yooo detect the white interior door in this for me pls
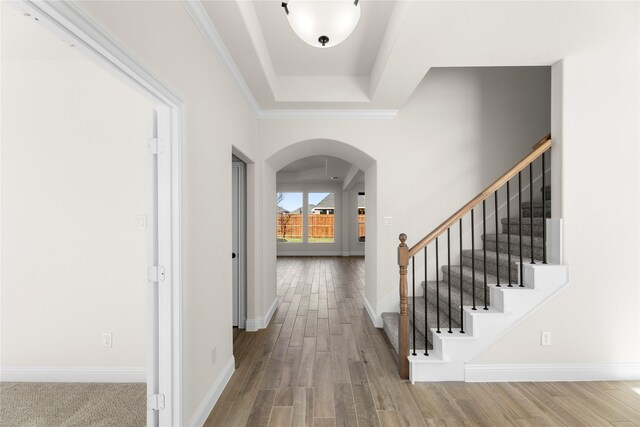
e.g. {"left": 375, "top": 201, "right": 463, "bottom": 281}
{"left": 232, "top": 159, "right": 246, "bottom": 329}
{"left": 232, "top": 165, "right": 240, "bottom": 327}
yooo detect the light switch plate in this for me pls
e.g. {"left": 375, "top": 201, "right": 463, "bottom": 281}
{"left": 133, "top": 216, "right": 147, "bottom": 229}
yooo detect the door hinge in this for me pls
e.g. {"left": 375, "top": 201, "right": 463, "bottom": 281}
{"left": 148, "top": 137, "right": 164, "bottom": 154}
{"left": 147, "top": 393, "right": 165, "bottom": 411}
{"left": 148, "top": 266, "right": 166, "bottom": 282}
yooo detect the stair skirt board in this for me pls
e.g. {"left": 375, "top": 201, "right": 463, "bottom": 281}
{"left": 408, "top": 263, "right": 569, "bottom": 383}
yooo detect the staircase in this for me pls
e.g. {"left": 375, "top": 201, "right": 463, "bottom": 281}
{"left": 382, "top": 185, "right": 550, "bottom": 355}
{"left": 382, "top": 134, "right": 570, "bottom": 382}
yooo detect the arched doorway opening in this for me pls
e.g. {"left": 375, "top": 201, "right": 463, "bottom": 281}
{"left": 261, "top": 139, "right": 380, "bottom": 329}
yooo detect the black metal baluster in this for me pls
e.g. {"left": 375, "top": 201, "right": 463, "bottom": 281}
{"left": 471, "top": 208, "right": 476, "bottom": 310}
{"left": 412, "top": 256, "right": 416, "bottom": 356}
{"left": 482, "top": 200, "right": 488, "bottom": 310}
{"left": 518, "top": 172, "right": 524, "bottom": 287}
{"left": 529, "top": 163, "right": 535, "bottom": 264}
{"left": 424, "top": 247, "right": 428, "bottom": 356}
{"left": 447, "top": 228, "right": 452, "bottom": 333}
{"left": 435, "top": 237, "right": 441, "bottom": 333}
{"left": 459, "top": 218, "right": 465, "bottom": 333}
{"left": 542, "top": 153, "right": 548, "bottom": 264}
{"left": 507, "top": 181, "right": 513, "bottom": 287}
{"left": 494, "top": 191, "right": 500, "bottom": 287}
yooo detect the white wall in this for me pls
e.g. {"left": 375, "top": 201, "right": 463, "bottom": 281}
{"left": 347, "top": 183, "right": 365, "bottom": 256}
{"left": 472, "top": 8, "right": 640, "bottom": 365}
{"left": 1, "top": 19, "right": 152, "bottom": 373}
{"left": 260, "top": 67, "right": 551, "bottom": 324}
{"left": 73, "top": 1, "right": 258, "bottom": 423}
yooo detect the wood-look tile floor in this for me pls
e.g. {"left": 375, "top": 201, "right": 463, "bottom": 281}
{"left": 206, "top": 257, "right": 640, "bottom": 427}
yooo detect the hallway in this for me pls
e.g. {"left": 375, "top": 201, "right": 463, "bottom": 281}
{"left": 206, "top": 257, "right": 640, "bottom": 427}
{"left": 206, "top": 256, "right": 404, "bottom": 426}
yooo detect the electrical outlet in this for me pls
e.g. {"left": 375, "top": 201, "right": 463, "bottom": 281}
{"left": 383, "top": 216, "right": 393, "bottom": 227}
{"left": 103, "top": 333, "right": 112, "bottom": 348}
{"left": 541, "top": 331, "right": 551, "bottom": 346}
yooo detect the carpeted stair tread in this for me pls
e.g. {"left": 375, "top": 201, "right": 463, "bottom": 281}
{"left": 501, "top": 217, "right": 544, "bottom": 237}
{"left": 463, "top": 248, "right": 541, "bottom": 266}
{"left": 483, "top": 233, "right": 544, "bottom": 248}
{"left": 409, "top": 287, "right": 466, "bottom": 342}
{"left": 424, "top": 281, "right": 486, "bottom": 331}
{"left": 461, "top": 249, "right": 540, "bottom": 279}
{"left": 442, "top": 263, "right": 516, "bottom": 288}
{"left": 521, "top": 199, "right": 551, "bottom": 218}
{"left": 382, "top": 312, "right": 428, "bottom": 354}
{"left": 521, "top": 199, "right": 551, "bottom": 209}
{"left": 482, "top": 233, "right": 545, "bottom": 259}
{"left": 502, "top": 217, "right": 546, "bottom": 226}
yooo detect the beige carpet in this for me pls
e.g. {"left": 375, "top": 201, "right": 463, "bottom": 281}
{"left": 0, "top": 382, "right": 146, "bottom": 427}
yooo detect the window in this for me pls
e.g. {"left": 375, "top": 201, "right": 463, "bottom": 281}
{"left": 276, "top": 192, "right": 303, "bottom": 243}
{"left": 308, "top": 192, "right": 335, "bottom": 243}
{"left": 358, "top": 192, "right": 365, "bottom": 242}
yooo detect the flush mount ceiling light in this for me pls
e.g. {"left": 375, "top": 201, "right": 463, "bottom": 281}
{"left": 281, "top": 0, "right": 361, "bottom": 48}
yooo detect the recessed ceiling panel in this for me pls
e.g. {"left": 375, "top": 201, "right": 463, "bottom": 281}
{"left": 253, "top": 0, "right": 395, "bottom": 77}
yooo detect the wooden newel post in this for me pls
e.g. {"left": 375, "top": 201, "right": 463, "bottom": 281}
{"left": 398, "top": 233, "right": 410, "bottom": 379}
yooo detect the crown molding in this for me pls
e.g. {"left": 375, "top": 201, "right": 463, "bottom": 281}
{"left": 258, "top": 109, "right": 398, "bottom": 120}
{"left": 182, "top": 0, "right": 399, "bottom": 120}
{"left": 182, "top": 0, "right": 262, "bottom": 114}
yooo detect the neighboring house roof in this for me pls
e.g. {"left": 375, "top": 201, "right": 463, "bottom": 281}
{"left": 277, "top": 206, "right": 289, "bottom": 213}
{"left": 290, "top": 204, "right": 315, "bottom": 214}
{"left": 312, "top": 193, "right": 334, "bottom": 210}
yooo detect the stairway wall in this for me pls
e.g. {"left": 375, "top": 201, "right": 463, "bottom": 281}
{"left": 470, "top": 9, "right": 640, "bottom": 373}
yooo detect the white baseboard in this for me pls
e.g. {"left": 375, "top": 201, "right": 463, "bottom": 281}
{"left": 363, "top": 296, "right": 380, "bottom": 327}
{"left": 377, "top": 290, "right": 400, "bottom": 319}
{"left": 245, "top": 298, "right": 278, "bottom": 332}
{"left": 343, "top": 251, "right": 364, "bottom": 257}
{"left": 0, "top": 366, "right": 146, "bottom": 382}
{"left": 190, "top": 357, "right": 235, "bottom": 427}
{"left": 465, "top": 363, "right": 640, "bottom": 382}
{"left": 277, "top": 251, "right": 343, "bottom": 256}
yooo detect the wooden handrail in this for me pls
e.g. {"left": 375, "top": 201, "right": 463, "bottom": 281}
{"left": 407, "top": 133, "right": 551, "bottom": 258}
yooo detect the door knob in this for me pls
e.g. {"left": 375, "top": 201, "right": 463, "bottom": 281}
{"left": 232, "top": 253, "right": 237, "bottom": 259}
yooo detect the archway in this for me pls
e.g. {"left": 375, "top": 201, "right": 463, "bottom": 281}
{"left": 258, "top": 139, "right": 381, "bottom": 329}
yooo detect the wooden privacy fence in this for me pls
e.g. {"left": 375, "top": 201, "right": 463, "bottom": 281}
{"left": 276, "top": 213, "right": 305, "bottom": 239}
{"left": 277, "top": 213, "right": 367, "bottom": 240}
{"left": 277, "top": 213, "right": 333, "bottom": 239}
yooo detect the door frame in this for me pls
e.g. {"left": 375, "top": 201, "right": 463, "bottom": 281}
{"left": 14, "top": 2, "right": 184, "bottom": 426}
{"left": 232, "top": 159, "right": 247, "bottom": 329}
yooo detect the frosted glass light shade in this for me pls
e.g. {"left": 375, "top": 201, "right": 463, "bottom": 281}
{"left": 286, "top": 0, "right": 361, "bottom": 48}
